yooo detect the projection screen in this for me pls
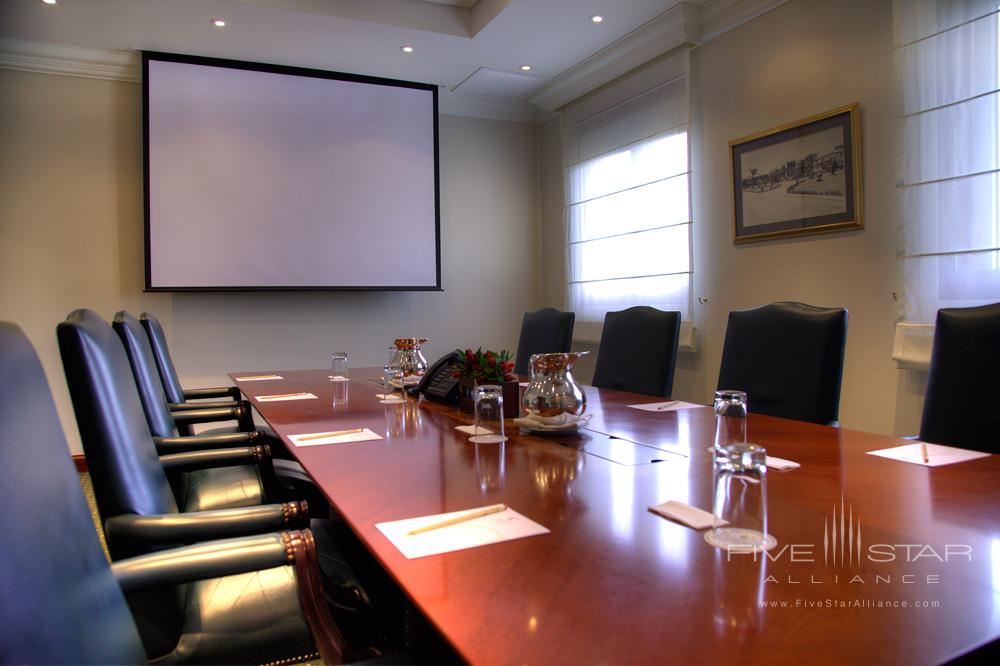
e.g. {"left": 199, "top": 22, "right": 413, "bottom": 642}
{"left": 143, "top": 51, "right": 440, "bottom": 291}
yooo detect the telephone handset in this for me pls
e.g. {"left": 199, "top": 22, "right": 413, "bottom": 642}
{"left": 408, "top": 351, "right": 463, "bottom": 404}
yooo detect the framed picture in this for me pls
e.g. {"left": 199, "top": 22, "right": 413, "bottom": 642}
{"left": 730, "top": 103, "right": 862, "bottom": 244}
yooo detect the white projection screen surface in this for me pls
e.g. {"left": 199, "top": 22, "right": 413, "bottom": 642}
{"left": 144, "top": 52, "right": 440, "bottom": 290}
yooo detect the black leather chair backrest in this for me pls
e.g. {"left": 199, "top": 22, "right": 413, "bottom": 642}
{"left": 140, "top": 312, "right": 187, "bottom": 405}
{"left": 592, "top": 306, "right": 681, "bottom": 397}
{"left": 919, "top": 302, "right": 1000, "bottom": 453}
{"left": 717, "top": 301, "right": 848, "bottom": 425}
{"left": 58, "top": 309, "right": 179, "bottom": 521}
{"left": 114, "top": 311, "right": 177, "bottom": 438}
{"left": 514, "top": 308, "right": 576, "bottom": 376}
{"left": 0, "top": 322, "right": 148, "bottom": 664}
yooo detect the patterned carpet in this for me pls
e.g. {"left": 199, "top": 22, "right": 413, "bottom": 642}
{"left": 77, "top": 471, "right": 110, "bottom": 560}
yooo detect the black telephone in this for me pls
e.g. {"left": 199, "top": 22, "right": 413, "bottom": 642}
{"left": 408, "top": 351, "right": 463, "bottom": 404}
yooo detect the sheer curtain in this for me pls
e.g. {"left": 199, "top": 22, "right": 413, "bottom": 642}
{"left": 563, "top": 51, "right": 691, "bottom": 339}
{"left": 896, "top": 0, "right": 1000, "bottom": 323}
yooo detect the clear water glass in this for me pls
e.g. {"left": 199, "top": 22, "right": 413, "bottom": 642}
{"left": 470, "top": 384, "right": 507, "bottom": 444}
{"left": 331, "top": 377, "right": 349, "bottom": 408}
{"left": 331, "top": 352, "right": 349, "bottom": 381}
{"left": 705, "top": 442, "right": 776, "bottom": 553}
{"left": 713, "top": 389, "right": 747, "bottom": 452}
{"left": 380, "top": 364, "right": 404, "bottom": 404}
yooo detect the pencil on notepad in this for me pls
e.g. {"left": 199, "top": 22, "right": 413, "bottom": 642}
{"left": 259, "top": 392, "right": 310, "bottom": 399}
{"left": 296, "top": 428, "right": 364, "bottom": 442}
{"left": 921, "top": 442, "right": 929, "bottom": 464}
{"left": 406, "top": 503, "right": 507, "bottom": 536}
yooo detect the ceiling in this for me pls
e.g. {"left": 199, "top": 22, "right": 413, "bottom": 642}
{"left": 0, "top": 0, "right": 778, "bottom": 120}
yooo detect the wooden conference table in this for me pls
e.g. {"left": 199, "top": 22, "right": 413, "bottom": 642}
{"left": 231, "top": 368, "right": 1000, "bottom": 665}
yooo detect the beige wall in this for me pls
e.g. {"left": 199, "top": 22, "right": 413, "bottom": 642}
{"left": 0, "top": 68, "right": 540, "bottom": 454}
{"left": 541, "top": 0, "right": 921, "bottom": 435}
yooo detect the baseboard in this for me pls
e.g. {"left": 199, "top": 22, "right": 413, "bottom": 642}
{"left": 73, "top": 454, "right": 87, "bottom": 473}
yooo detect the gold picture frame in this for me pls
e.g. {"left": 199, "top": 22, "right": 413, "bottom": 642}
{"left": 730, "top": 103, "right": 863, "bottom": 244}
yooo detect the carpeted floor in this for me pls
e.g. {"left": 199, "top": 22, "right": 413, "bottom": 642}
{"left": 78, "top": 471, "right": 110, "bottom": 560}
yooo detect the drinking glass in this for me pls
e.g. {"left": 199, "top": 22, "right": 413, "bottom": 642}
{"left": 330, "top": 352, "right": 349, "bottom": 381}
{"left": 475, "top": 440, "right": 506, "bottom": 492}
{"left": 380, "top": 364, "right": 405, "bottom": 404}
{"left": 383, "top": 401, "right": 404, "bottom": 438}
{"left": 713, "top": 389, "right": 747, "bottom": 452}
{"left": 469, "top": 384, "right": 507, "bottom": 444}
{"left": 331, "top": 377, "right": 349, "bottom": 408}
{"left": 705, "top": 443, "right": 776, "bottom": 553}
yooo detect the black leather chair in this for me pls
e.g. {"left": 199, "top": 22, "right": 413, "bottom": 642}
{"left": 113, "top": 310, "right": 320, "bottom": 512}
{"left": 919, "top": 302, "right": 1000, "bottom": 453}
{"left": 717, "top": 301, "right": 848, "bottom": 426}
{"left": 58, "top": 309, "right": 311, "bottom": 558}
{"left": 0, "top": 321, "right": 351, "bottom": 665}
{"left": 140, "top": 312, "right": 246, "bottom": 435}
{"left": 591, "top": 306, "right": 681, "bottom": 397}
{"left": 513, "top": 307, "right": 576, "bottom": 376}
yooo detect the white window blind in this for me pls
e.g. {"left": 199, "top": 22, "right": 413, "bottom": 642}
{"left": 896, "top": 0, "right": 1000, "bottom": 323}
{"left": 563, "top": 58, "right": 691, "bottom": 334}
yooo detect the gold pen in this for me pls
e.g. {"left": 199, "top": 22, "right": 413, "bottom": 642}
{"left": 237, "top": 374, "right": 280, "bottom": 381}
{"left": 921, "top": 442, "right": 930, "bottom": 464}
{"left": 296, "top": 427, "right": 364, "bottom": 442}
{"left": 406, "top": 503, "right": 508, "bottom": 536}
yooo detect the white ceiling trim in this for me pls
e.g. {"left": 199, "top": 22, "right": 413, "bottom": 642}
{"left": 698, "top": 0, "right": 789, "bottom": 42}
{"left": 0, "top": 38, "right": 542, "bottom": 123}
{"left": 0, "top": 38, "right": 140, "bottom": 83}
{"left": 438, "top": 89, "right": 544, "bottom": 124}
{"left": 526, "top": 3, "right": 700, "bottom": 112}
{"left": 526, "top": 0, "right": 789, "bottom": 112}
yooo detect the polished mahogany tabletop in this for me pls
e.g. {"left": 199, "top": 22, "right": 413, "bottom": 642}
{"left": 231, "top": 369, "right": 1000, "bottom": 665}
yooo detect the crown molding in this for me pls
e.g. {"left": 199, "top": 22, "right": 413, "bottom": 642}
{"left": 0, "top": 38, "right": 542, "bottom": 123}
{"left": 438, "top": 89, "right": 545, "bottom": 124}
{"left": 0, "top": 38, "right": 139, "bottom": 82}
{"left": 526, "top": 0, "right": 788, "bottom": 112}
{"left": 698, "top": 0, "right": 789, "bottom": 42}
{"left": 526, "top": 3, "right": 699, "bottom": 112}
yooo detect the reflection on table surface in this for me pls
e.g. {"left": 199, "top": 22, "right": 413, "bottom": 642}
{"left": 231, "top": 368, "right": 1000, "bottom": 665}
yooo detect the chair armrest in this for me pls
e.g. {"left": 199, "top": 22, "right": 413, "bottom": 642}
{"left": 171, "top": 405, "right": 243, "bottom": 425}
{"left": 169, "top": 399, "right": 240, "bottom": 411}
{"left": 160, "top": 445, "right": 281, "bottom": 501}
{"left": 159, "top": 445, "right": 269, "bottom": 472}
{"left": 154, "top": 431, "right": 260, "bottom": 454}
{"left": 105, "top": 502, "right": 309, "bottom": 550}
{"left": 111, "top": 531, "right": 293, "bottom": 593}
{"left": 184, "top": 385, "right": 241, "bottom": 401}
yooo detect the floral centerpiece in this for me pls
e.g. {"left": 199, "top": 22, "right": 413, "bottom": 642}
{"left": 452, "top": 348, "right": 516, "bottom": 384}
{"left": 453, "top": 348, "right": 518, "bottom": 415}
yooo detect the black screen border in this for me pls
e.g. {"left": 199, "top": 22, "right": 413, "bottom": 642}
{"left": 142, "top": 50, "right": 442, "bottom": 293}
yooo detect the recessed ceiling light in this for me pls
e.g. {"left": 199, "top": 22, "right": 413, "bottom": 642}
{"left": 210, "top": 18, "right": 227, "bottom": 28}
{"left": 41, "top": 0, "right": 57, "bottom": 5}
{"left": 400, "top": 45, "right": 415, "bottom": 54}
{"left": 520, "top": 65, "right": 532, "bottom": 71}
{"left": 590, "top": 15, "right": 605, "bottom": 23}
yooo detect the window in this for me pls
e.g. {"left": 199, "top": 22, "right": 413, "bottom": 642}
{"left": 896, "top": 0, "right": 1000, "bottom": 323}
{"left": 562, "top": 54, "right": 692, "bottom": 337}
{"left": 566, "top": 130, "right": 691, "bottom": 325}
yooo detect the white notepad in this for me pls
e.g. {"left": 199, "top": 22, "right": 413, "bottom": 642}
{"left": 455, "top": 425, "right": 493, "bottom": 435}
{"left": 629, "top": 400, "right": 704, "bottom": 412}
{"left": 648, "top": 500, "right": 721, "bottom": 530}
{"left": 866, "top": 442, "right": 990, "bottom": 467}
{"left": 376, "top": 506, "right": 549, "bottom": 559}
{"left": 288, "top": 428, "right": 382, "bottom": 447}
{"left": 766, "top": 455, "right": 800, "bottom": 471}
{"left": 256, "top": 392, "right": 318, "bottom": 402}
